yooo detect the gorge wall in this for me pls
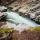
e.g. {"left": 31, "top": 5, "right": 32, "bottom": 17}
{"left": 0, "top": 0, "right": 16, "bottom": 5}
{"left": 0, "top": 0, "right": 35, "bottom": 6}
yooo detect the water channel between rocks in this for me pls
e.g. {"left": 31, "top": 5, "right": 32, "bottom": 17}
{"left": 2, "top": 11, "right": 39, "bottom": 32}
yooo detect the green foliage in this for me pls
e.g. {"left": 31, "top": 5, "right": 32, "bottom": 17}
{"left": 31, "top": 26, "right": 40, "bottom": 31}
{"left": 0, "top": 28, "right": 13, "bottom": 33}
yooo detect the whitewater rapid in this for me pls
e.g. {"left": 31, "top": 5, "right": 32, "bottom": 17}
{"left": 5, "top": 12, "right": 39, "bottom": 26}
{"left": 3, "top": 12, "right": 39, "bottom": 32}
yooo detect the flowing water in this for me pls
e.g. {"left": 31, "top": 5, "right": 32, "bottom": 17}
{"left": 3, "top": 11, "right": 39, "bottom": 32}
{"left": 6, "top": 12, "right": 39, "bottom": 26}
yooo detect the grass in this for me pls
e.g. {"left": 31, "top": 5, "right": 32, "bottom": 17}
{"left": 0, "top": 28, "right": 14, "bottom": 34}
{"left": 30, "top": 26, "right": 40, "bottom": 31}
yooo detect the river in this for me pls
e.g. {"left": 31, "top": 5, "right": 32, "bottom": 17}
{"left": 3, "top": 11, "right": 39, "bottom": 32}
{"left": 5, "top": 11, "right": 39, "bottom": 26}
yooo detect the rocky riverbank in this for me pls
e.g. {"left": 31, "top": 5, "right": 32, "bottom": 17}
{"left": 8, "top": 0, "right": 40, "bottom": 23}
{"left": 0, "top": 27, "right": 40, "bottom": 40}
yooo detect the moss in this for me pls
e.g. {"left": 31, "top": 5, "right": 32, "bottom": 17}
{"left": 30, "top": 26, "right": 40, "bottom": 31}
{"left": 0, "top": 28, "right": 14, "bottom": 34}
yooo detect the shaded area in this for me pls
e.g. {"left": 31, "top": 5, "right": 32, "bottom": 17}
{"left": 0, "top": 0, "right": 16, "bottom": 6}
{"left": 0, "top": 21, "right": 6, "bottom": 27}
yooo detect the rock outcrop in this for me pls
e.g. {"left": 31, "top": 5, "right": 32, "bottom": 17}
{"left": 0, "top": 0, "right": 40, "bottom": 23}
{"left": 0, "top": 0, "right": 16, "bottom": 5}
{"left": 8, "top": 0, "right": 40, "bottom": 23}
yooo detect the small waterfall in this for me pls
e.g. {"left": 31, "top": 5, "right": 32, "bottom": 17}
{"left": 5, "top": 12, "right": 39, "bottom": 27}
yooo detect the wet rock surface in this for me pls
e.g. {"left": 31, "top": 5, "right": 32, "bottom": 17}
{"left": 0, "top": 21, "right": 6, "bottom": 27}
{"left": 0, "top": 0, "right": 16, "bottom": 6}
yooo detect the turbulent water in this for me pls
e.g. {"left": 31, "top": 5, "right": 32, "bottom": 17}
{"left": 5, "top": 12, "right": 39, "bottom": 26}
{"left": 2, "top": 12, "right": 39, "bottom": 32}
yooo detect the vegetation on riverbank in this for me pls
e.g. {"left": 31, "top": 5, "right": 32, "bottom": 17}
{"left": 0, "top": 26, "right": 40, "bottom": 40}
